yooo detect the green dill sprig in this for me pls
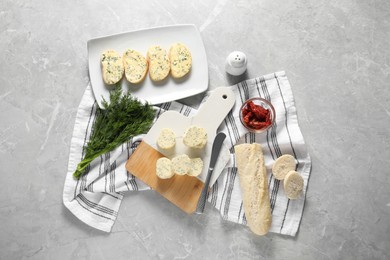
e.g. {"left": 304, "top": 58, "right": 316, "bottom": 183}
{"left": 73, "top": 85, "right": 155, "bottom": 179}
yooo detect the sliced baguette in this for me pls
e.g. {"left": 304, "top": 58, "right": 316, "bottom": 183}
{"left": 169, "top": 43, "right": 192, "bottom": 78}
{"left": 283, "top": 170, "right": 304, "bottom": 199}
{"left": 100, "top": 50, "right": 124, "bottom": 85}
{"left": 272, "top": 154, "right": 296, "bottom": 180}
{"left": 122, "top": 49, "right": 148, "bottom": 84}
{"left": 147, "top": 45, "right": 170, "bottom": 82}
{"left": 234, "top": 143, "right": 272, "bottom": 236}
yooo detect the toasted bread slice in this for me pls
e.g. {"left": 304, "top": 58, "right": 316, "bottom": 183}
{"left": 147, "top": 45, "right": 170, "bottom": 82}
{"left": 123, "top": 49, "right": 148, "bottom": 84}
{"left": 169, "top": 43, "right": 192, "bottom": 78}
{"left": 100, "top": 50, "right": 124, "bottom": 85}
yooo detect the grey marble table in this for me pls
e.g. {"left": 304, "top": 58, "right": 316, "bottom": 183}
{"left": 1, "top": 0, "right": 389, "bottom": 259}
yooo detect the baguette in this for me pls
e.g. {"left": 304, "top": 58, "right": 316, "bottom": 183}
{"left": 234, "top": 143, "right": 272, "bottom": 235}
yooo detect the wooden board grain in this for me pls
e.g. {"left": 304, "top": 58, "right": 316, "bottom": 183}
{"left": 125, "top": 141, "right": 204, "bottom": 214}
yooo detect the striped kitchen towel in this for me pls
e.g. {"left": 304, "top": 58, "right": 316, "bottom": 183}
{"left": 63, "top": 71, "right": 311, "bottom": 236}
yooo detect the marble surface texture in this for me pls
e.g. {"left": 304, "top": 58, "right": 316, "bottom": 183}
{"left": 1, "top": 0, "right": 389, "bottom": 259}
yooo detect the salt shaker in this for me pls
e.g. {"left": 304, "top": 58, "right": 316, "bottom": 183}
{"left": 225, "top": 51, "right": 247, "bottom": 76}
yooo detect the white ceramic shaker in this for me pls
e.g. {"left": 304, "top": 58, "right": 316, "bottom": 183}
{"left": 225, "top": 51, "right": 247, "bottom": 76}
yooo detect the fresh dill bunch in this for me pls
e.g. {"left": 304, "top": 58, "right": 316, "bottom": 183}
{"left": 73, "top": 85, "right": 155, "bottom": 179}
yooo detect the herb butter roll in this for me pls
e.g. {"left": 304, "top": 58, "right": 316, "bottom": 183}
{"left": 169, "top": 43, "right": 192, "bottom": 78}
{"left": 183, "top": 126, "right": 207, "bottom": 149}
{"left": 171, "top": 154, "right": 191, "bottom": 175}
{"left": 188, "top": 158, "right": 203, "bottom": 177}
{"left": 147, "top": 45, "right": 170, "bottom": 82}
{"left": 123, "top": 49, "right": 148, "bottom": 84}
{"left": 156, "top": 128, "right": 176, "bottom": 150}
{"left": 100, "top": 50, "right": 124, "bottom": 85}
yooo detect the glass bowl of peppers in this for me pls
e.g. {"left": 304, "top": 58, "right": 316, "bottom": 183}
{"left": 239, "top": 97, "right": 275, "bottom": 133}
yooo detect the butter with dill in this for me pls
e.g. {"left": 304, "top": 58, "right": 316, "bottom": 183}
{"left": 100, "top": 50, "right": 124, "bottom": 85}
{"left": 169, "top": 43, "right": 192, "bottom": 78}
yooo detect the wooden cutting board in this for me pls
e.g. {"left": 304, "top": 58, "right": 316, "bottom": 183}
{"left": 125, "top": 87, "right": 236, "bottom": 213}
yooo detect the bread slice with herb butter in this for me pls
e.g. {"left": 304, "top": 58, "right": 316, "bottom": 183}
{"left": 100, "top": 50, "right": 124, "bottom": 85}
{"left": 272, "top": 154, "right": 296, "bottom": 180}
{"left": 147, "top": 45, "right": 170, "bottom": 82}
{"left": 169, "top": 43, "right": 192, "bottom": 78}
{"left": 123, "top": 49, "right": 148, "bottom": 84}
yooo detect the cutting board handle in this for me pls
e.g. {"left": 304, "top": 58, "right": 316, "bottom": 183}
{"left": 193, "top": 87, "right": 236, "bottom": 131}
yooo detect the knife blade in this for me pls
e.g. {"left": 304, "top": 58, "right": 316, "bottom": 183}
{"left": 195, "top": 132, "right": 227, "bottom": 214}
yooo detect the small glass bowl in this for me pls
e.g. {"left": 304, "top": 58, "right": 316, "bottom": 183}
{"left": 239, "top": 97, "right": 276, "bottom": 133}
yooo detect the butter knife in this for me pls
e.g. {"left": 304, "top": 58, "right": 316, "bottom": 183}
{"left": 195, "top": 132, "right": 226, "bottom": 214}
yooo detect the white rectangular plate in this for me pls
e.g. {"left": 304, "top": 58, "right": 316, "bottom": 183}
{"left": 87, "top": 24, "right": 209, "bottom": 108}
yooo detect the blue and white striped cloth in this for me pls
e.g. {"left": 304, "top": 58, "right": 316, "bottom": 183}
{"left": 63, "top": 71, "right": 311, "bottom": 236}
